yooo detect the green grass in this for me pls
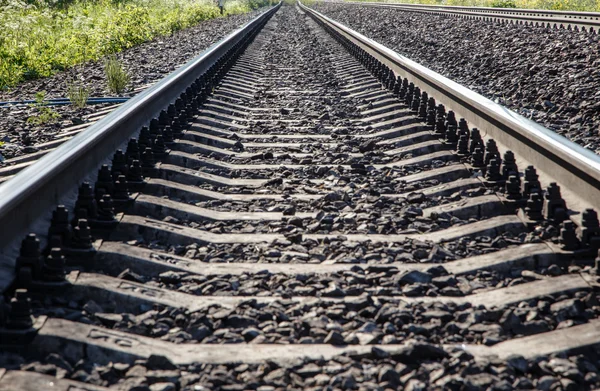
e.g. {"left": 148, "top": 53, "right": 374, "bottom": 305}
{"left": 337, "top": 0, "right": 600, "bottom": 11}
{"left": 26, "top": 91, "right": 60, "bottom": 124}
{"left": 0, "top": 0, "right": 274, "bottom": 90}
{"left": 104, "top": 55, "right": 130, "bottom": 93}
{"left": 67, "top": 80, "right": 90, "bottom": 107}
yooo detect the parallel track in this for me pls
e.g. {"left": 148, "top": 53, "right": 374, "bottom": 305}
{"left": 338, "top": 1, "right": 600, "bottom": 32}
{"left": 1, "top": 2, "right": 600, "bottom": 389}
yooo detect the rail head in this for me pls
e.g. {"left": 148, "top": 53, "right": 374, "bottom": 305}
{"left": 0, "top": 3, "right": 281, "bottom": 287}
{"left": 300, "top": 1, "right": 600, "bottom": 216}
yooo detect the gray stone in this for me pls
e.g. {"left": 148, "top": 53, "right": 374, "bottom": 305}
{"left": 288, "top": 217, "right": 303, "bottom": 227}
{"left": 536, "top": 375, "right": 559, "bottom": 391}
{"left": 113, "top": 363, "right": 130, "bottom": 372}
{"left": 241, "top": 327, "right": 262, "bottom": 341}
{"left": 322, "top": 283, "right": 346, "bottom": 297}
{"left": 432, "top": 275, "right": 457, "bottom": 288}
{"left": 407, "top": 193, "right": 425, "bottom": 203}
{"left": 377, "top": 365, "right": 399, "bottom": 386}
{"left": 506, "top": 354, "right": 528, "bottom": 373}
{"left": 225, "top": 315, "right": 258, "bottom": 328}
{"left": 514, "top": 320, "right": 550, "bottom": 335}
{"left": 405, "top": 378, "right": 426, "bottom": 391}
{"left": 45, "top": 353, "right": 73, "bottom": 373}
{"left": 146, "top": 370, "right": 179, "bottom": 384}
{"left": 412, "top": 248, "right": 429, "bottom": 260}
{"left": 264, "top": 368, "right": 287, "bottom": 383}
{"left": 391, "top": 342, "right": 448, "bottom": 363}
{"left": 340, "top": 373, "right": 357, "bottom": 389}
{"left": 547, "top": 264, "right": 562, "bottom": 276}
{"left": 371, "top": 346, "right": 390, "bottom": 359}
{"left": 95, "top": 312, "right": 123, "bottom": 327}
{"left": 492, "top": 379, "right": 514, "bottom": 391}
{"left": 499, "top": 309, "right": 522, "bottom": 332}
{"left": 560, "top": 378, "right": 579, "bottom": 391}
{"left": 324, "top": 330, "right": 345, "bottom": 345}
{"left": 82, "top": 300, "right": 103, "bottom": 315}
{"left": 547, "top": 357, "right": 578, "bottom": 375}
{"left": 190, "top": 325, "right": 210, "bottom": 341}
{"left": 313, "top": 373, "right": 331, "bottom": 386}
{"left": 118, "top": 377, "right": 150, "bottom": 391}
{"left": 146, "top": 355, "right": 177, "bottom": 370}
{"left": 297, "top": 363, "right": 322, "bottom": 378}
{"left": 512, "top": 377, "right": 534, "bottom": 389}
{"left": 465, "top": 373, "right": 498, "bottom": 388}
{"left": 126, "top": 365, "right": 148, "bottom": 378}
{"left": 149, "top": 383, "right": 176, "bottom": 391}
{"left": 434, "top": 374, "right": 465, "bottom": 388}
{"left": 158, "top": 271, "right": 182, "bottom": 283}
{"left": 395, "top": 270, "right": 432, "bottom": 284}
{"left": 421, "top": 310, "right": 453, "bottom": 323}
{"left": 550, "top": 298, "right": 584, "bottom": 321}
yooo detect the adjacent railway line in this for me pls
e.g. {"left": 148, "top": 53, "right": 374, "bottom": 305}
{"left": 339, "top": 1, "right": 600, "bottom": 32}
{"left": 1, "top": 2, "right": 600, "bottom": 389}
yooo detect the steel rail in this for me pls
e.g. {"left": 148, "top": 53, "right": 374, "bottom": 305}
{"left": 0, "top": 3, "right": 280, "bottom": 291}
{"left": 344, "top": 1, "right": 600, "bottom": 18}
{"left": 299, "top": 2, "right": 600, "bottom": 218}
{"left": 334, "top": 1, "right": 600, "bottom": 31}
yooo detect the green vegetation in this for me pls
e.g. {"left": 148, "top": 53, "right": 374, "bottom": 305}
{"left": 67, "top": 80, "right": 90, "bottom": 107}
{"left": 104, "top": 55, "right": 130, "bottom": 94}
{"left": 344, "top": 0, "right": 600, "bottom": 11}
{"left": 0, "top": 0, "right": 274, "bottom": 90}
{"left": 26, "top": 91, "right": 60, "bottom": 125}
{"left": 490, "top": 0, "right": 517, "bottom": 7}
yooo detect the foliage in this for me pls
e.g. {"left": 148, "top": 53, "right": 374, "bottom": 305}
{"left": 0, "top": 0, "right": 274, "bottom": 90}
{"left": 491, "top": 0, "right": 516, "bottom": 7}
{"left": 67, "top": 80, "right": 90, "bottom": 107}
{"left": 26, "top": 91, "right": 60, "bottom": 125}
{"left": 104, "top": 55, "right": 130, "bottom": 93}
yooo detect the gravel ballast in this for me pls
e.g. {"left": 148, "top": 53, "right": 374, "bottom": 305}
{"left": 4, "top": 5, "right": 600, "bottom": 390}
{"left": 5, "top": 348, "right": 600, "bottom": 390}
{"left": 311, "top": 3, "right": 600, "bottom": 155}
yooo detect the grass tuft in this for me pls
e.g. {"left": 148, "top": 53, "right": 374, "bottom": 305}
{"left": 104, "top": 56, "right": 130, "bottom": 94}
{"left": 67, "top": 80, "right": 90, "bottom": 108}
{"left": 26, "top": 91, "right": 60, "bottom": 125}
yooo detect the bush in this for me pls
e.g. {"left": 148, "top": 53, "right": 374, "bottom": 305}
{"left": 0, "top": 0, "right": 274, "bottom": 90}
{"left": 491, "top": 0, "right": 517, "bottom": 7}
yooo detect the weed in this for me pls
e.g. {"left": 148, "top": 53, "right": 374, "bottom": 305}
{"left": 104, "top": 55, "right": 130, "bottom": 94}
{"left": 67, "top": 80, "right": 90, "bottom": 108}
{"left": 26, "top": 91, "right": 60, "bottom": 125}
{"left": 33, "top": 91, "right": 46, "bottom": 106}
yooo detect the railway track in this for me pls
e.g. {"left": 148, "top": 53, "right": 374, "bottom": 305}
{"left": 1, "top": 2, "right": 600, "bottom": 389}
{"left": 0, "top": 103, "right": 127, "bottom": 184}
{"left": 339, "top": 1, "right": 600, "bottom": 32}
